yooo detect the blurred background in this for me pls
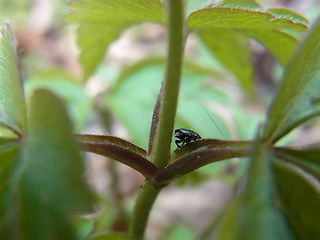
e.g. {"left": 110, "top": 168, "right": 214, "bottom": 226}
{"left": 1, "top": 0, "right": 320, "bottom": 239}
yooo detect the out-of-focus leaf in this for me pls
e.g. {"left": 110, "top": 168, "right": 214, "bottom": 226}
{"left": 198, "top": 28, "right": 253, "bottom": 91}
{"left": 25, "top": 69, "right": 91, "bottom": 131}
{"left": 0, "top": 137, "right": 19, "bottom": 151}
{"left": 274, "top": 147, "right": 320, "bottom": 165}
{"left": 66, "top": 0, "right": 165, "bottom": 79}
{"left": 215, "top": 196, "right": 243, "bottom": 240}
{"left": 263, "top": 16, "right": 320, "bottom": 143}
{"left": 159, "top": 224, "right": 193, "bottom": 240}
{"left": 187, "top": 2, "right": 308, "bottom": 91}
{"left": 73, "top": 217, "right": 94, "bottom": 240}
{"left": 216, "top": 140, "right": 292, "bottom": 240}
{"left": 272, "top": 159, "right": 320, "bottom": 240}
{"left": 244, "top": 29, "right": 298, "bottom": 65}
{"left": 0, "top": 22, "right": 26, "bottom": 135}
{"left": 174, "top": 170, "right": 209, "bottom": 186}
{"left": 1, "top": 89, "right": 94, "bottom": 240}
{"left": 273, "top": 147, "right": 320, "bottom": 178}
{"left": 90, "top": 203, "right": 114, "bottom": 235}
{"left": 239, "top": 143, "right": 292, "bottom": 240}
{"left": 89, "top": 232, "right": 130, "bottom": 240}
{"left": 0, "top": 145, "right": 19, "bottom": 198}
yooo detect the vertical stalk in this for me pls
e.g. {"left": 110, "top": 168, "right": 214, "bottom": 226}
{"left": 151, "top": 0, "right": 185, "bottom": 169}
{"left": 128, "top": 184, "right": 159, "bottom": 239}
{"left": 129, "top": 0, "right": 185, "bottom": 239}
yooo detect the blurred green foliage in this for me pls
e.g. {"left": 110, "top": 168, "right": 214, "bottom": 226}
{"left": 1, "top": 1, "right": 320, "bottom": 240}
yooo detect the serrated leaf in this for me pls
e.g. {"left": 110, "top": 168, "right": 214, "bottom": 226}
{"left": 0, "top": 22, "right": 26, "bottom": 135}
{"left": 265, "top": 8, "right": 309, "bottom": 26}
{"left": 66, "top": 0, "right": 165, "bottom": 80}
{"left": 187, "top": 5, "right": 308, "bottom": 90}
{"left": 76, "top": 23, "right": 127, "bottom": 81}
{"left": 263, "top": 16, "right": 320, "bottom": 143}
{"left": 272, "top": 159, "right": 320, "bottom": 239}
{"left": 198, "top": 28, "right": 253, "bottom": 91}
{"left": 1, "top": 89, "right": 94, "bottom": 240}
{"left": 216, "top": 0, "right": 261, "bottom": 9}
{"left": 187, "top": 7, "right": 307, "bottom": 31}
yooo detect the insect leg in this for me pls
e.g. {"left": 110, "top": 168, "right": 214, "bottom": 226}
{"left": 175, "top": 140, "right": 183, "bottom": 148}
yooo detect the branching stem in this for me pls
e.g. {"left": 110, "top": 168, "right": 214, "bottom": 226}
{"left": 129, "top": 0, "right": 185, "bottom": 239}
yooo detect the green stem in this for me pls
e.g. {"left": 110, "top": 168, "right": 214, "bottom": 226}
{"left": 129, "top": 1, "right": 185, "bottom": 239}
{"left": 128, "top": 184, "right": 159, "bottom": 240}
{"left": 151, "top": 0, "right": 185, "bottom": 169}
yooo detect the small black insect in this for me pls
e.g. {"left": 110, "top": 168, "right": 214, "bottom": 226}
{"left": 174, "top": 128, "right": 201, "bottom": 149}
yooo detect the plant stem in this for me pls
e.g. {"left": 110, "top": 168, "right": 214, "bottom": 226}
{"left": 129, "top": 0, "right": 185, "bottom": 239}
{"left": 128, "top": 184, "right": 159, "bottom": 240}
{"left": 151, "top": 0, "right": 185, "bottom": 169}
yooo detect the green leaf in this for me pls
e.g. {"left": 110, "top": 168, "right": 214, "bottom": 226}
{"left": 243, "top": 29, "right": 297, "bottom": 65}
{"left": 0, "top": 145, "right": 20, "bottom": 238}
{"left": 89, "top": 232, "right": 130, "bottom": 240}
{"left": 263, "top": 16, "right": 320, "bottom": 143}
{"left": 216, "top": 0, "right": 261, "bottom": 9}
{"left": 239, "top": 144, "right": 292, "bottom": 240}
{"left": 187, "top": 7, "right": 307, "bottom": 32}
{"left": 272, "top": 159, "right": 320, "bottom": 239}
{"left": 0, "top": 145, "right": 20, "bottom": 198}
{"left": 159, "top": 224, "right": 194, "bottom": 240}
{"left": 0, "top": 22, "right": 26, "bottom": 135}
{"left": 1, "top": 89, "right": 94, "bottom": 240}
{"left": 0, "top": 137, "right": 19, "bottom": 151}
{"left": 274, "top": 147, "right": 320, "bottom": 165}
{"left": 273, "top": 147, "right": 320, "bottom": 178}
{"left": 72, "top": 217, "right": 94, "bottom": 240}
{"left": 216, "top": 140, "right": 292, "bottom": 240}
{"left": 66, "top": 0, "right": 165, "bottom": 80}
{"left": 198, "top": 28, "right": 253, "bottom": 91}
{"left": 187, "top": 4, "right": 308, "bottom": 90}
{"left": 215, "top": 195, "right": 244, "bottom": 240}
{"left": 265, "top": 8, "right": 309, "bottom": 26}
{"left": 25, "top": 68, "right": 92, "bottom": 131}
